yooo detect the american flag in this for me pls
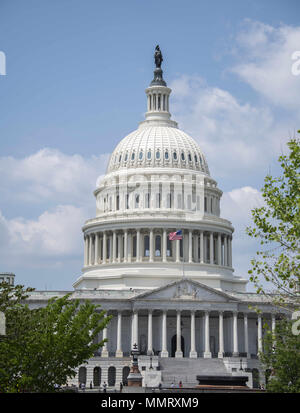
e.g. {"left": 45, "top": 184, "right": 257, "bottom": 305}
{"left": 168, "top": 230, "right": 183, "bottom": 241}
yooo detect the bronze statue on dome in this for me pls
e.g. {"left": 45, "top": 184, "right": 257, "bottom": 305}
{"left": 154, "top": 45, "right": 163, "bottom": 68}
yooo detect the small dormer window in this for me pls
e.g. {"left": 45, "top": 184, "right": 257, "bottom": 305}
{"left": 139, "top": 151, "right": 143, "bottom": 160}
{"left": 147, "top": 150, "right": 152, "bottom": 160}
{"left": 156, "top": 150, "right": 160, "bottom": 160}
{"left": 181, "top": 152, "right": 185, "bottom": 161}
{"left": 164, "top": 151, "right": 169, "bottom": 160}
{"left": 173, "top": 151, "right": 177, "bottom": 160}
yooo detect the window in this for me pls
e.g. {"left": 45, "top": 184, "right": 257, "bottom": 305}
{"left": 126, "top": 194, "right": 129, "bottom": 209}
{"left": 165, "top": 151, "right": 169, "bottom": 160}
{"left": 167, "top": 193, "right": 172, "bottom": 208}
{"left": 147, "top": 150, "right": 152, "bottom": 160}
{"left": 156, "top": 193, "right": 161, "bottom": 208}
{"left": 181, "top": 152, "right": 185, "bottom": 161}
{"left": 173, "top": 151, "right": 177, "bottom": 160}
{"left": 177, "top": 193, "right": 182, "bottom": 209}
{"left": 145, "top": 193, "right": 150, "bottom": 208}
{"left": 155, "top": 235, "right": 161, "bottom": 257}
{"left": 139, "top": 151, "right": 143, "bottom": 160}
{"left": 125, "top": 153, "right": 128, "bottom": 162}
{"left": 131, "top": 152, "right": 135, "bottom": 161}
{"left": 119, "top": 154, "right": 122, "bottom": 162}
{"left": 204, "top": 197, "right": 207, "bottom": 212}
{"left": 116, "top": 195, "right": 120, "bottom": 210}
{"left": 194, "top": 154, "right": 198, "bottom": 163}
{"left": 188, "top": 153, "right": 192, "bottom": 162}
{"left": 135, "top": 194, "right": 140, "bottom": 208}
{"left": 144, "top": 235, "right": 150, "bottom": 257}
{"left": 156, "top": 150, "right": 160, "bottom": 160}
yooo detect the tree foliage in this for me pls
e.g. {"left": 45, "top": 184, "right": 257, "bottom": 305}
{"left": 0, "top": 282, "right": 111, "bottom": 392}
{"left": 246, "top": 137, "right": 300, "bottom": 304}
{"left": 260, "top": 318, "right": 300, "bottom": 392}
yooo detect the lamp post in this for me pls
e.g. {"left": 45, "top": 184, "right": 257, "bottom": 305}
{"left": 127, "top": 343, "right": 143, "bottom": 387}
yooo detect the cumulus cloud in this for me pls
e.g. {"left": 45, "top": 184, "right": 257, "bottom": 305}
{"left": 231, "top": 20, "right": 300, "bottom": 109}
{"left": 0, "top": 148, "right": 110, "bottom": 206}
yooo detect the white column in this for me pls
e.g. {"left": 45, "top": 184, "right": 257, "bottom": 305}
{"left": 124, "top": 230, "right": 128, "bottom": 263}
{"left": 115, "top": 312, "right": 123, "bottom": 357}
{"left": 257, "top": 314, "right": 263, "bottom": 354}
{"left": 204, "top": 311, "right": 211, "bottom": 358}
{"left": 147, "top": 310, "right": 153, "bottom": 355}
{"left": 102, "top": 316, "right": 109, "bottom": 357}
{"left": 112, "top": 231, "right": 117, "bottom": 263}
{"left": 149, "top": 229, "right": 154, "bottom": 262}
{"left": 118, "top": 234, "right": 122, "bottom": 263}
{"left": 132, "top": 310, "right": 139, "bottom": 349}
{"left": 175, "top": 311, "right": 183, "bottom": 358}
{"left": 136, "top": 229, "right": 141, "bottom": 262}
{"left": 189, "top": 311, "right": 197, "bottom": 358}
{"left": 102, "top": 232, "right": 107, "bottom": 264}
{"left": 271, "top": 314, "right": 276, "bottom": 333}
{"left": 233, "top": 311, "right": 239, "bottom": 357}
{"left": 228, "top": 237, "right": 232, "bottom": 267}
{"left": 224, "top": 236, "right": 228, "bottom": 266}
{"left": 89, "top": 234, "right": 93, "bottom": 265}
{"left": 84, "top": 235, "right": 88, "bottom": 266}
{"left": 189, "top": 230, "right": 193, "bottom": 263}
{"left": 217, "top": 233, "right": 221, "bottom": 265}
{"left": 176, "top": 239, "right": 180, "bottom": 263}
{"left": 244, "top": 313, "right": 250, "bottom": 358}
{"left": 218, "top": 311, "right": 224, "bottom": 358}
{"left": 95, "top": 233, "right": 99, "bottom": 265}
{"left": 161, "top": 310, "right": 168, "bottom": 357}
{"left": 127, "top": 232, "right": 132, "bottom": 263}
{"left": 210, "top": 232, "right": 214, "bottom": 264}
{"left": 200, "top": 231, "right": 204, "bottom": 263}
{"left": 194, "top": 234, "right": 199, "bottom": 263}
{"left": 162, "top": 229, "right": 167, "bottom": 262}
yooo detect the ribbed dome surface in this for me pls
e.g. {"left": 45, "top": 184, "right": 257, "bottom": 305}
{"left": 107, "top": 126, "right": 210, "bottom": 175}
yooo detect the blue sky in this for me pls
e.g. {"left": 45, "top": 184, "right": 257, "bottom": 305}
{"left": 0, "top": 0, "right": 299, "bottom": 291}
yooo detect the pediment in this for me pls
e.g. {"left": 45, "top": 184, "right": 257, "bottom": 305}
{"left": 134, "top": 278, "right": 238, "bottom": 303}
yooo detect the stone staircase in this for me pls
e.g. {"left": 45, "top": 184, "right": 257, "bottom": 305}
{"left": 159, "top": 358, "right": 231, "bottom": 387}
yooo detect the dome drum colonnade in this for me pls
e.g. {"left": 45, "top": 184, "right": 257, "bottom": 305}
{"left": 83, "top": 228, "right": 232, "bottom": 268}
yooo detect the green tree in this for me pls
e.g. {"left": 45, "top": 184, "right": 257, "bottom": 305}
{"left": 0, "top": 282, "right": 111, "bottom": 393}
{"left": 246, "top": 137, "right": 300, "bottom": 304}
{"left": 260, "top": 318, "right": 300, "bottom": 392}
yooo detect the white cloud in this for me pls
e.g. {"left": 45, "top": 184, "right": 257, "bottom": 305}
{"left": 232, "top": 20, "right": 300, "bottom": 109}
{"left": 0, "top": 148, "right": 110, "bottom": 206}
{"left": 0, "top": 205, "right": 87, "bottom": 262}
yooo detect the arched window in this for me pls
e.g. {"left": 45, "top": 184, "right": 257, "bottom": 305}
{"left": 188, "top": 153, "right": 192, "bottom": 162}
{"left": 167, "top": 193, "right": 172, "bottom": 208}
{"left": 173, "top": 151, "right": 177, "bottom": 160}
{"left": 156, "top": 193, "right": 161, "bottom": 208}
{"left": 167, "top": 238, "right": 172, "bottom": 257}
{"left": 108, "top": 366, "right": 116, "bottom": 386}
{"left": 139, "top": 151, "right": 143, "bottom": 160}
{"left": 181, "top": 152, "right": 185, "bottom": 161}
{"left": 131, "top": 152, "right": 135, "bottom": 161}
{"left": 125, "top": 153, "right": 128, "bottom": 162}
{"left": 119, "top": 154, "right": 122, "bottom": 163}
{"left": 194, "top": 154, "right": 198, "bottom": 163}
{"left": 93, "top": 367, "right": 101, "bottom": 387}
{"left": 122, "top": 367, "right": 130, "bottom": 386}
{"left": 126, "top": 194, "right": 129, "bottom": 209}
{"left": 78, "top": 366, "right": 87, "bottom": 385}
{"left": 147, "top": 150, "right": 152, "bottom": 160}
{"left": 156, "top": 150, "right": 161, "bottom": 160}
{"left": 165, "top": 151, "right": 169, "bottom": 160}
{"left": 116, "top": 195, "right": 120, "bottom": 211}
{"left": 155, "top": 235, "right": 161, "bottom": 257}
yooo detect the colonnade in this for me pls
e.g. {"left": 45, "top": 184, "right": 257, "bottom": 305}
{"left": 84, "top": 228, "right": 232, "bottom": 267}
{"left": 99, "top": 310, "right": 277, "bottom": 359}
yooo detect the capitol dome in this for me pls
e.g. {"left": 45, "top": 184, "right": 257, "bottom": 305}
{"left": 73, "top": 50, "right": 247, "bottom": 293}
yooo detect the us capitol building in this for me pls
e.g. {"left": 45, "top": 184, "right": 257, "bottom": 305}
{"left": 26, "top": 47, "right": 287, "bottom": 389}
